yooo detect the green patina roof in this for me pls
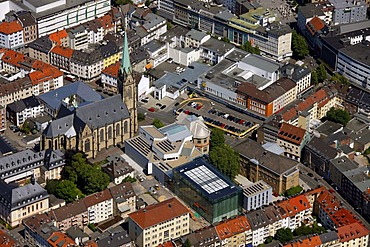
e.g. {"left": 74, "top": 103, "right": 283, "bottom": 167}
{"left": 120, "top": 32, "right": 131, "bottom": 74}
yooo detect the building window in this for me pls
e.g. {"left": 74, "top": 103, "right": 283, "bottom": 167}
{"left": 108, "top": 126, "right": 112, "bottom": 139}
{"left": 100, "top": 129, "right": 104, "bottom": 142}
{"left": 85, "top": 139, "right": 91, "bottom": 152}
{"left": 116, "top": 124, "right": 120, "bottom": 135}
{"left": 124, "top": 121, "right": 128, "bottom": 134}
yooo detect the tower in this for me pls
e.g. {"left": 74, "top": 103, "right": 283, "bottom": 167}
{"left": 118, "top": 31, "right": 138, "bottom": 136}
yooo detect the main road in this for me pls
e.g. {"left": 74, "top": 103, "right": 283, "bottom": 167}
{"left": 299, "top": 164, "right": 370, "bottom": 229}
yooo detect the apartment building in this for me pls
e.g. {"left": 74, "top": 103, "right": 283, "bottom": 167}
{"left": 0, "top": 179, "right": 49, "bottom": 227}
{"left": 50, "top": 46, "right": 74, "bottom": 71}
{"left": 128, "top": 198, "right": 190, "bottom": 247}
{"left": 83, "top": 189, "right": 113, "bottom": 224}
{"left": 102, "top": 156, "right": 135, "bottom": 185}
{"left": 52, "top": 200, "right": 88, "bottom": 232}
{"left": 337, "top": 223, "right": 369, "bottom": 247}
{"left": 109, "top": 182, "right": 136, "bottom": 218}
{"left": 101, "top": 61, "right": 120, "bottom": 92}
{"left": 28, "top": 36, "right": 52, "bottom": 64}
{"left": 100, "top": 40, "right": 120, "bottom": 68}
{"left": 0, "top": 20, "right": 24, "bottom": 49}
{"left": 200, "top": 38, "right": 235, "bottom": 65}
{"left": 47, "top": 232, "right": 76, "bottom": 247}
{"left": 246, "top": 207, "right": 277, "bottom": 246}
{"left": 243, "top": 180, "right": 272, "bottom": 211}
{"left": 49, "top": 30, "right": 68, "bottom": 47}
{"left": 185, "top": 227, "right": 221, "bottom": 247}
{"left": 5, "top": 10, "right": 38, "bottom": 44}
{"left": 215, "top": 216, "right": 252, "bottom": 246}
{"left": 70, "top": 50, "right": 103, "bottom": 80}
{"left": 302, "top": 137, "right": 339, "bottom": 177}
{"left": 185, "top": 29, "right": 211, "bottom": 48}
{"left": 282, "top": 64, "right": 312, "bottom": 95}
{"left": 277, "top": 123, "right": 309, "bottom": 161}
{"left": 276, "top": 195, "right": 313, "bottom": 230}
{"left": 6, "top": 96, "right": 44, "bottom": 127}
{"left": 24, "top": 213, "right": 58, "bottom": 247}
{"left": 235, "top": 139, "right": 300, "bottom": 194}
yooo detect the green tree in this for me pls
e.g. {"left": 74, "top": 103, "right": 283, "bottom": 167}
{"left": 284, "top": 185, "right": 303, "bottom": 197}
{"left": 122, "top": 176, "right": 137, "bottom": 183}
{"left": 331, "top": 73, "right": 349, "bottom": 85}
{"left": 138, "top": 112, "right": 146, "bottom": 122}
{"left": 316, "top": 64, "right": 327, "bottom": 82}
{"left": 167, "top": 22, "right": 173, "bottom": 30}
{"left": 114, "top": 0, "right": 132, "bottom": 5}
{"left": 22, "top": 122, "right": 31, "bottom": 134}
{"left": 145, "top": 0, "right": 150, "bottom": 6}
{"left": 292, "top": 31, "right": 309, "bottom": 59}
{"left": 55, "top": 180, "right": 83, "bottom": 203}
{"left": 222, "top": 37, "right": 230, "bottom": 43}
{"left": 210, "top": 128, "right": 225, "bottom": 148}
{"left": 311, "top": 70, "right": 318, "bottom": 85}
{"left": 152, "top": 119, "right": 164, "bottom": 128}
{"left": 183, "top": 239, "right": 191, "bottom": 247}
{"left": 326, "top": 107, "right": 351, "bottom": 126}
{"left": 45, "top": 179, "right": 60, "bottom": 195}
{"left": 209, "top": 145, "right": 240, "bottom": 178}
{"left": 275, "top": 228, "right": 293, "bottom": 243}
{"left": 80, "top": 168, "right": 110, "bottom": 195}
{"left": 241, "top": 41, "right": 260, "bottom": 55}
{"left": 264, "top": 236, "right": 273, "bottom": 244}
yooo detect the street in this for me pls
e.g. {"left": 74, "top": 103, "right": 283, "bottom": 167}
{"left": 299, "top": 164, "right": 370, "bottom": 230}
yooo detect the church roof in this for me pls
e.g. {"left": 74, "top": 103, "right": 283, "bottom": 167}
{"left": 120, "top": 31, "right": 131, "bottom": 75}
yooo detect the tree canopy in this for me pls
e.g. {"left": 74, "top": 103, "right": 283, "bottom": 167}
{"left": 62, "top": 153, "right": 110, "bottom": 195}
{"left": 275, "top": 228, "right": 293, "bottom": 243}
{"left": 326, "top": 107, "right": 351, "bottom": 126}
{"left": 114, "top": 0, "right": 132, "bottom": 5}
{"left": 293, "top": 223, "right": 326, "bottom": 236}
{"left": 55, "top": 180, "right": 83, "bottom": 203}
{"left": 152, "top": 119, "right": 164, "bottom": 128}
{"left": 331, "top": 73, "right": 349, "bottom": 85}
{"left": 292, "top": 31, "right": 309, "bottom": 59}
{"left": 311, "top": 70, "right": 318, "bottom": 85}
{"left": 209, "top": 145, "right": 240, "bottom": 178}
{"left": 209, "top": 128, "right": 240, "bottom": 178}
{"left": 316, "top": 64, "right": 327, "bottom": 82}
{"left": 241, "top": 41, "right": 261, "bottom": 55}
{"left": 284, "top": 185, "right": 303, "bottom": 197}
{"left": 210, "top": 128, "right": 225, "bottom": 148}
{"left": 183, "top": 239, "right": 191, "bottom": 247}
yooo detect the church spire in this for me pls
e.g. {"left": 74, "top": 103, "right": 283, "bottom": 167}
{"left": 120, "top": 31, "right": 131, "bottom": 75}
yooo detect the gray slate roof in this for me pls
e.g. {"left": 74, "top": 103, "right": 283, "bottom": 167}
{"left": 38, "top": 81, "right": 102, "bottom": 112}
{"left": 28, "top": 36, "right": 53, "bottom": 53}
{"left": 44, "top": 95, "right": 130, "bottom": 137}
{"left": 0, "top": 180, "right": 48, "bottom": 211}
{"left": 7, "top": 96, "right": 40, "bottom": 113}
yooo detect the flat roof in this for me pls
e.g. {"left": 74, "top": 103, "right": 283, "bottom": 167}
{"left": 243, "top": 180, "right": 271, "bottom": 197}
{"left": 173, "top": 158, "right": 242, "bottom": 201}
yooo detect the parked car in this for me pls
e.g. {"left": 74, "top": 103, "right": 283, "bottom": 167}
{"left": 160, "top": 105, "right": 166, "bottom": 110}
{"left": 148, "top": 107, "right": 155, "bottom": 112}
{"left": 210, "top": 101, "right": 215, "bottom": 106}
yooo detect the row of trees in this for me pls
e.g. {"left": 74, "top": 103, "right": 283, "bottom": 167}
{"left": 265, "top": 224, "right": 326, "bottom": 244}
{"left": 326, "top": 107, "right": 351, "bottom": 126}
{"left": 240, "top": 41, "right": 261, "bottom": 55}
{"left": 46, "top": 153, "right": 110, "bottom": 203}
{"left": 311, "top": 64, "right": 327, "bottom": 85}
{"left": 208, "top": 128, "right": 240, "bottom": 179}
{"left": 292, "top": 31, "right": 309, "bottom": 59}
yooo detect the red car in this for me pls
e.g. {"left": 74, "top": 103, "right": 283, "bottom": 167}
{"left": 148, "top": 107, "right": 155, "bottom": 112}
{"left": 239, "top": 119, "right": 244, "bottom": 124}
{"left": 220, "top": 123, "right": 226, "bottom": 128}
{"left": 196, "top": 105, "right": 203, "bottom": 110}
{"left": 184, "top": 110, "right": 190, "bottom": 115}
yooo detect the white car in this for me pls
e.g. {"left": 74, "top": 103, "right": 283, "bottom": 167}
{"left": 210, "top": 102, "right": 215, "bottom": 106}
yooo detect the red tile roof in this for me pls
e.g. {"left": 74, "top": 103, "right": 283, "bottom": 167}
{"left": 337, "top": 222, "right": 370, "bottom": 243}
{"left": 283, "top": 236, "right": 322, "bottom": 247}
{"left": 102, "top": 61, "right": 120, "bottom": 78}
{"left": 276, "top": 195, "right": 311, "bottom": 218}
{"left": 129, "top": 198, "right": 189, "bottom": 229}
{"left": 49, "top": 30, "right": 68, "bottom": 45}
{"left": 48, "top": 232, "right": 76, "bottom": 247}
{"left": 1, "top": 50, "right": 25, "bottom": 66}
{"left": 98, "top": 14, "right": 114, "bottom": 30}
{"left": 278, "top": 122, "right": 306, "bottom": 145}
{"left": 0, "top": 21, "right": 23, "bottom": 35}
{"left": 83, "top": 240, "right": 98, "bottom": 247}
{"left": 157, "top": 241, "right": 175, "bottom": 247}
{"left": 83, "top": 189, "right": 112, "bottom": 207}
{"left": 297, "top": 89, "right": 328, "bottom": 112}
{"left": 307, "top": 16, "right": 325, "bottom": 35}
{"left": 215, "top": 215, "right": 251, "bottom": 240}
{"left": 0, "top": 230, "right": 16, "bottom": 247}
{"left": 282, "top": 108, "right": 298, "bottom": 122}
{"left": 51, "top": 45, "right": 74, "bottom": 58}
{"left": 29, "top": 65, "right": 63, "bottom": 85}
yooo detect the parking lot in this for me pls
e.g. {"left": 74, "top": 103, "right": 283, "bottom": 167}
{"left": 178, "top": 99, "right": 262, "bottom": 138}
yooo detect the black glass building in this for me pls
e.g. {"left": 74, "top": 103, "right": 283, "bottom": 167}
{"left": 172, "top": 157, "right": 242, "bottom": 224}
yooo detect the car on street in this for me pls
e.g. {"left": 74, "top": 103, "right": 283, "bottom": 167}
{"left": 156, "top": 103, "right": 162, "bottom": 107}
{"left": 160, "top": 105, "right": 166, "bottom": 110}
{"left": 175, "top": 102, "right": 180, "bottom": 106}
{"left": 148, "top": 107, "right": 155, "bottom": 112}
{"left": 307, "top": 173, "right": 314, "bottom": 177}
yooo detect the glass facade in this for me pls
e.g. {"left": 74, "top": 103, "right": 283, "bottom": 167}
{"left": 172, "top": 162, "right": 242, "bottom": 224}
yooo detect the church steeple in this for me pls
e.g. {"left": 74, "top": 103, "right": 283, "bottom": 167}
{"left": 120, "top": 31, "right": 131, "bottom": 75}
{"left": 118, "top": 30, "right": 138, "bottom": 136}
